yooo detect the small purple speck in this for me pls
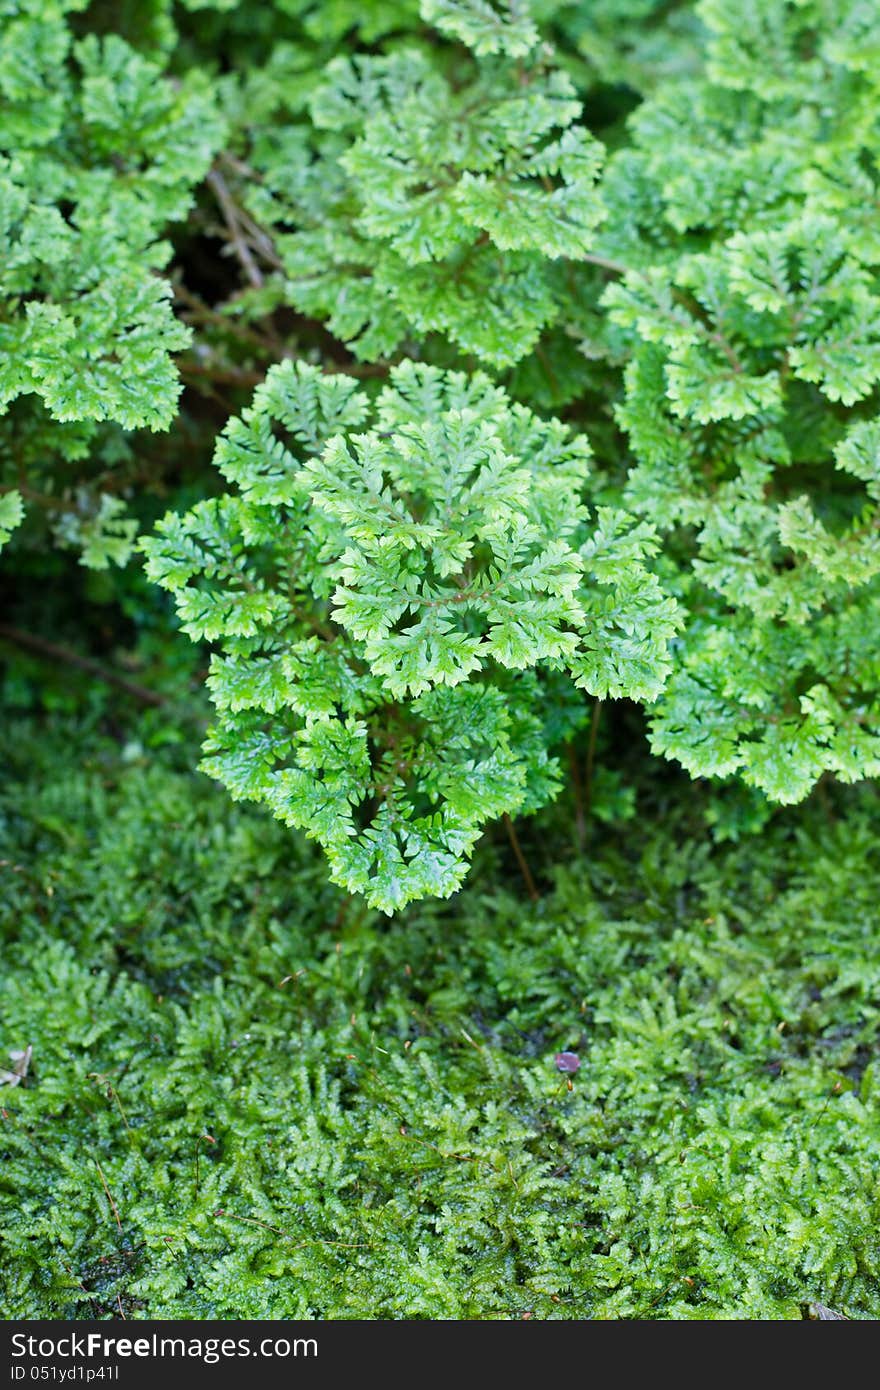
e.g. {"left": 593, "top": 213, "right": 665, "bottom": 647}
{"left": 554, "top": 1051, "right": 580, "bottom": 1073}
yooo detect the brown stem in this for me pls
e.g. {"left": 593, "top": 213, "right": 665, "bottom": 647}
{"left": 14, "top": 483, "right": 66, "bottom": 513}
{"left": 578, "top": 249, "right": 748, "bottom": 372}
{"left": 320, "top": 358, "right": 393, "bottom": 380}
{"left": 94, "top": 1159, "right": 122, "bottom": 1231}
{"left": 218, "top": 151, "right": 260, "bottom": 180}
{"left": 567, "top": 743, "right": 586, "bottom": 850}
{"left": 173, "top": 280, "right": 280, "bottom": 353}
{"left": 814, "top": 771, "right": 836, "bottom": 824}
{"left": 584, "top": 699, "right": 603, "bottom": 815}
{"left": 233, "top": 204, "right": 286, "bottom": 272}
{"left": 704, "top": 324, "right": 744, "bottom": 373}
{"left": 0, "top": 624, "right": 167, "bottom": 707}
{"left": 206, "top": 167, "right": 265, "bottom": 288}
{"left": 178, "top": 359, "right": 266, "bottom": 388}
{"left": 503, "top": 812, "right": 539, "bottom": 902}
{"left": 581, "top": 251, "right": 630, "bottom": 277}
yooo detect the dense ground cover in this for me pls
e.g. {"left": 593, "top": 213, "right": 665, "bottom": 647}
{"left": 1, "top": 702, "right": 878, "bottom": 1319}
{"left": 2, "top": 0, "right": 880, "bottom": 1322}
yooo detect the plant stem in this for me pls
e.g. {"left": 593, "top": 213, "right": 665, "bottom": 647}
{"left": 581, "top": 251, "right": 630, "bottom": 276}
{"left": 94, "top": 1159, "right": 122, "bottom": 1231}
{"left": 206, "top": 167, "right": 265, "bottom": 288}
{"left": 173, "top": 280, "right": 280, "bottom": 353}
{"left": 0, "top": 624, "right": 167, "bottom": 707}
{"left": 178, "top": 359, "right": 266, "bottom": 388}
{"left": 584, "top": 699, "right": 603, "bottom": 815}
{"left": 567, "top": 743, "right": 586, "bottom": 850}
{"left": 503, "top": 812, "right": 539, "bottom": 902}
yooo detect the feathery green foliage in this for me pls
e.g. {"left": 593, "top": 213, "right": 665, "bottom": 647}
{"left": 143, "top": 360, "right": 678, "bottom": 910}
{"left": 0, "top": 487, "right": 24, "bottom": 549}
{"left": 242, "top": 20, "right": 606, "bottom": 368}
{"left": 3, "top": 0, "right": 880, "bottom": 893}
{"left": 599, "top": 0, "right": 880, "bottom": 804}
{"left": 3, "top": 0, "right": 880, "bottom": 1323}
{"left": 0, "top": 0, "right": 224, "bottom": 562}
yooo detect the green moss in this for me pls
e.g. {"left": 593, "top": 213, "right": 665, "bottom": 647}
{"left": 1, "top": 715, "right": 878, "bottom": 1319}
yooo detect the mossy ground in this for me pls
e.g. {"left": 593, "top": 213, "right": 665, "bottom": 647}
{"left": 1, "top": 705, "right": 878, "bottom": 1320}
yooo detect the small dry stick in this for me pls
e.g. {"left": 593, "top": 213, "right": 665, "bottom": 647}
{"left": 0, "top": 624, "right": 166, "bottom": 707}
{"left": 568, "top": 744, "right": 586, "bottom": 850}
{"left": 503, "top": 812, "right": 539, "bottom": 902}
{"left": 214, "top": 1210, "right": 367, "bottom": 1251}
{"left": 206, "top": 167, "right": 264, "bottom": 288}
{"left": 178, "top": 359, "right": 266, "bottom": 388}
{"left": 584, "top": 699, "right": 603, "bottom": 815}
{"left": 94, "top": 1160, "right": 122, "bottom": 1232}
{"left": 194, "top": 1133, "right": 216, "bottom": 1196}
{"left": 173, "top": 280, "right": 278, "bottom": 352}
{"left": 89, "top": 1074, "right": 133, "bottom": 1141}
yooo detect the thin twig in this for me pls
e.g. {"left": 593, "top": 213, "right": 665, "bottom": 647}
{"left": 568, "top": 743, "right": 586, "bottom": 850}
{"left": 0, "top": 624, "right": 167, "bottom": 707}
{"left": 503, "top": 812, "right": 539, "bottom": 902}
{"left": 214, "top": 1210, "right": 367, "bottom": 1251}
{"left": 584, "top": 699, "right": 603, "bottom": 816}
{"left": 94, "top": 1160, "right": 122, "bottom": 1231}
{"left": 62, "top": 1264, "right": 100, "bottom": 1310}
{"left": 89, "top": 1074, "right": 134, "bottom": 1141}
{"left": 173, "top": 280, "right": 279, "bottom": 353}
{"left": 320, "top": 358, "right": 393, "bottom": 381}
{"left": 232, "top": 203, "right": 286, "bottom": 272}
{"left": 206, "top": 167, "right": 265, "bottom": 288}
{"left": 178, "top": 359, "right": 266, "bottom": 388}
{"left": 219, "top": 151, "right": 260, "bottom": 181}
{"left": 194, "top": 1133, "right": 216, "bottom": 1197}
{"left": 578, "top": 252, "right": 747, "bottom": 370}
{"left": 581, "top": 251, "right": 630, "bottom": 277}
{"left": 397, "top": 1130, "right": 481, "bottom": 1165}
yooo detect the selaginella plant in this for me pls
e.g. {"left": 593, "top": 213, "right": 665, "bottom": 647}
{"left": 143, "top": 360, "right": 679, "bottom": 910}
{"left": 10, "top": 0, "right": 880, "bottom": 906}
{"left": 235, "top": 1, "right": 607, "bottom": 373}
{"left": 0, "top": 0, "right": 224, "bottom": 562}
{"left": 0, "top": 0, "right": 678, "bottom": 566}
{"left": 594, "top": 0, "right": 880, "bottom": 804}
